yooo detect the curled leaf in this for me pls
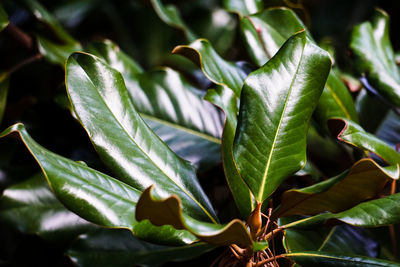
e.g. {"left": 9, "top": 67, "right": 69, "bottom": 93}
{"left": 136, "top": 186, "right": 253, "bottom": 247}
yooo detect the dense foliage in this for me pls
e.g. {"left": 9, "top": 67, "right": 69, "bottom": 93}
{"left": 1, "top": 0, "right": 400, "bottom": 266}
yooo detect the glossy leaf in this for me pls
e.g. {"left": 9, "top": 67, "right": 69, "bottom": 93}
{"left": 356, "top": 89, "right": 390, "bottom": 133}
{"left": 21, "top": 0, "right": 82, "bottom": 65}
{"left": 376, "top": 110, "right": 400, "bottom": 148}
{"left": 233, "top": 31, "right": 331, "bottom": 202}
{"left": 284, "top": 224, "right": 378, "bottom": 257}
{"left": 223, "top": 0, "right": 263, "bottom": 16}
{"left": 329, "top": 117, "right": 400, "bottom": 165}
{"left": 241, "top": 8, "right": 358, "bottom": 130}
{"left": 150, "top": 0, "right": 196, "bottom": 42}
{"left": 285, "top": 251, "right": 399, "bottom": 266}
{"left": 0, "top": 123, "right": 196, "bottom": 246}
{"left": 85, "top": 40, "right": 143, "bottom": 76}
{"left": 87, "top": 41, "right": 223, "bottom": 169}
{"left": 240, "top": 7, "right": 308, "bottom": 67}
{"left": 315, "top": 69, "right": 359, "bottom": 131}
{"left": 68, "top": 228, "right": 214, "bottom": 267}
{"left": 0, "top": 4, "right": 9, "bottom": 32}
{"left": 274, "top": 159, "right": 393, "bottom": 218}
{"left": 283, "top": 192, "right": 400, "bottom": 229}
{"left": 0, "top": 173, "right": 96, "bottom": 240}
{"left": 172, "top": 39, "right": 248, "bottom": 96}
{"left": 205, "top": 86, "right": 255, "bottom": 218}
{"left": 136, "top": 186, "right": 253, "bottom": 247}
{"left": 66, "top": 52, "right": 217, "bottom": 223}
{"left": 350, "top": 9, "right": 400, "bottom": 107}
{"left": 137, "top": 69, "right": 223, "bottom": 169}
{"left": 0, "top": 74, "right": 8, "bottom": 124}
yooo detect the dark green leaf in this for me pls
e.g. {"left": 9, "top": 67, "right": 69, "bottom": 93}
{"left": 315, "top": 69, "right": 359, "bottom": 132}
{"left": 86, "top": 40, "right": 143, "bottom": 76}
{"left": 0, "top": 74, "right": 8, "bottom": 124}
{"left": 329, "top": 117, "right": 400, "bottom": 165}
{"left": 136, "top": 186, "right": 253, "bottom": 247}
{"left": 150, "top": 0, "right": 197, "bottom": 42}
{"left": 21, "top": 0, "right": 82, "bottom": 65}
{"left": 283, "top": 192, "right": 400, "bottom": 229}
{"left": 376, "top": 110, "right": 400, "bottom": 148}
{"left": 356, "top": 89, "right": 390, "bottom": 133}
{"left": 285, "top": 251, "right": 399, "bottom": 266}
{"left": 68, "top": 228, "right": 214, "bottom": 267}
{"left": 240, "top": 7, "right": 307, "bottom": 67}
{"left": 233, "top": 31, "right": 331, "bottom": 202}
{"left": 87, "top": 41, "right": 223, "bottom": 170}
{"left": 0, "top": 124, "right": 195, "bottom": 246}
{"left": 205, "top": 86, "right": 255, "bottom": 218}
{"left": 241, "top": 8, "right": 358, "bottom": 131}
{"left": 0, "top": 4, "right": 9, "bottom": 32}
{"left": 0, "top": 173, "right": 96, "bottom": 240}
{"left": 172, "top": 39, "right": 248, "bottom": 96}
{"left": 284, "top": 225, "right": 378, "bottom": 257}
{"left": 274, "top": 159, "right": 393, "bottom": 218}
{"left": 223, "top": 0, "right": 263, "bottom": 16}
{"left": 350, "top": 9, "right": 400, "bottom": 107}
{"left": 66, "top": 52, "right": 217, "bottom": 223}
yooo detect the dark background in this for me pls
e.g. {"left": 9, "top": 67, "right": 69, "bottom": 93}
{"left": 0, "top": 0, "right": 399, "bottom": 266}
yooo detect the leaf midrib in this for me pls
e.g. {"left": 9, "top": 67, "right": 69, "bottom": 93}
{"left": 325, "top": 83, "right": 351, "bottom": 119}
{"left": 73, "top": 61, "right": 216, "bottom": 223}
{"left": 258, "top": 42, "right": 305, "bottom": 201}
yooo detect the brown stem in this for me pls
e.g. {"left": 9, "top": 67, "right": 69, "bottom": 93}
{"left": 271, "top": 225, "right": 278, "bottom": 266}
{"left": 261, "top": 208, "right": 272, "bottom": 238}
{"left": 4, "top": 23, "right": 34, "bottom": 50}
{"left": 253, "top": 254, "right": 285, "bottom": 267}
{"left": 7, "top": 54, "right": 42, "bottom": 75}
{"left": 231, "top": 244, "right": 246, "bottom": 256}
{"left": 210, "top": 249, "right": 227, "bottom": 267}
{"left": 229, "top": 246, "right": 242, "bottom": 260}
{"left": 264, "top": 227, "right": 284, "bottom": 242}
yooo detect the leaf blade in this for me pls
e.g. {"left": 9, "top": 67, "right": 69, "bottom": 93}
{"left": 66, "top": 52, "right": 217, "bottom": 223}
{"left": 233, "top": 31, "right": 331, "bottom": 201}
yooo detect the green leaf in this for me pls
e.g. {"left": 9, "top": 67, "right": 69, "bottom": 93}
{"left": 172, "top": 39, "right": 248, "bottom": 96}
{"left": 376, "top": 110, "right": 400, "bottom": 147}
{"left": 0, "top": 123, "right": 196, "bottom": 246}
{"left": 329, "top": 117, "right": 400, "bottom": 165}
{"left": 315, "top": 69, "right": 359, "bottom": 132}
{"left": 0, "top": 4, "right": 9, "bottom": 32}
{"left": 0, "top": 173, "right": 96, "bottom": 240}
{"left": 240, "top": 7, "right": 308, "bottom": 67}
{"left": 240, "top": 8, "right": 358, "bottom": 130}
{"left": 66, "top": 52, "right": 217, "bottom": 223}
{"left": 283, "top": 192, "right": 400, "bottom": 229}
{"left": 136, "top": 186, "right": 253, "bottom": 247}
{"left": 87, "top": 41, "right": 223, "bottom": 170}
{"left": 20, "top": 0, "right": 82, "bottom": 65}
{"left": 356, "top": 89, "right": 390, "bottom": 133}
{"left": 138, "top": 69, "right": 223, "bottom": 169}
{"left": 350, "top": 9, "right": 400, "bottom": 107}
{"left": 68, "top": 228, "right": 214, "bottom": 267}
{"left": 205, "top": 86, "right": 255, "bottom": 218}
{"left": 284, "top": 224, "right": 378, "bottom": 257}
{"left": 0, "top": 74, "right": 9, "bottom": 125}
{"left": 274, "top": 159, "right": 393, "bottom": 218}
{"left": 150, "top": 0, "right": 197, "bottom": 42}
{"left": 223, "top": 0, "right": 263, "bottom": 16}
{"left": 233, "top": 31, "right": 331, "bottom": 202}
{"left": 285, "top": 251, "right": 399, "bottom": 266}
{"left": 85, "top": 40, "right": 143, "bottom": 76}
